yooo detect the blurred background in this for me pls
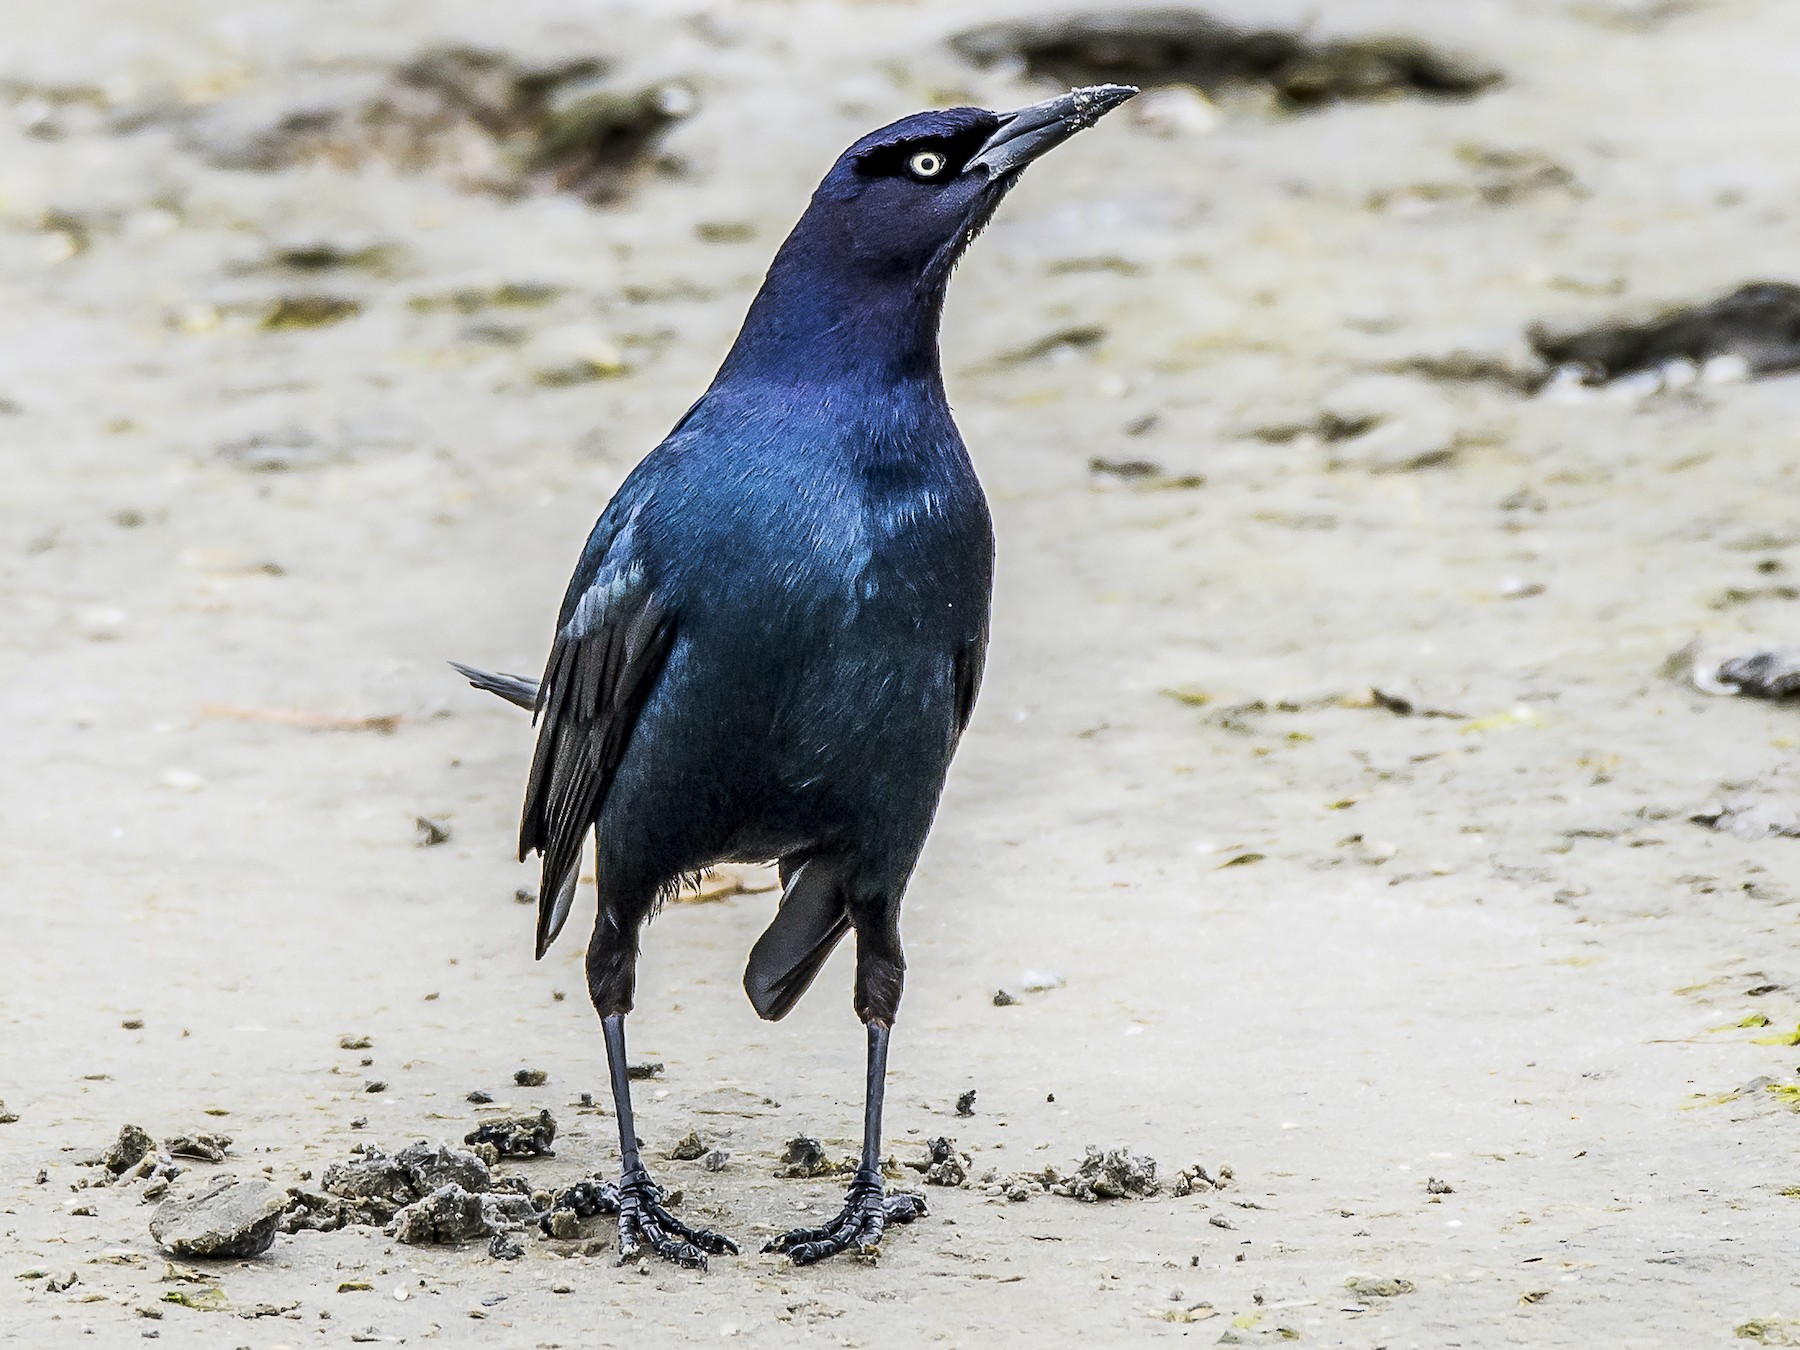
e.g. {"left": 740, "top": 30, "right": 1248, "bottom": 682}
{"left": 4, "top": 1, "right": 1800, "bottom": 1343}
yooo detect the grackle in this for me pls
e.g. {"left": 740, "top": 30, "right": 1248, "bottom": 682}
{"left": 455, "top": 84, "right": 1136, "bottom": 1267}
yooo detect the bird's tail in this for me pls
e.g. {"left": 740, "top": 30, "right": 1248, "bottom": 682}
{"left": 448, "top": 661, "right": 541, "bottom": 712}
{"left": 744, "top": 859, "right": 851, "bottom": 1021}
{"left": 535, "top": 852, "right": 582, "bottom": 960}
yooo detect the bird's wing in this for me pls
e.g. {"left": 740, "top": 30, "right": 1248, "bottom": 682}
{"left": 519, "top": 502, "right": 675, "bottom": 958}
{"left": 952, "top": 628, "right": 988, "bottom": 736}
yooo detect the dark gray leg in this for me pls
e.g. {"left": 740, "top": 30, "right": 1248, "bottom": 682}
{"left": 600, "top": 1013, "right": 738, "bottom": 1268}
{"left": 764, "top": 1020, "right": 927, "bottom": 1264}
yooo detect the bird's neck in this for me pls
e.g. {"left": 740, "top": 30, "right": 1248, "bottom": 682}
{"left": 711, "top": 226, "right": 951, "bottom": 398}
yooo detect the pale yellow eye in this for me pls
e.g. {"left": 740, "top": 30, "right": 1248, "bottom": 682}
{"left": 908, "top": 150, "right": 947, "bottom": 179}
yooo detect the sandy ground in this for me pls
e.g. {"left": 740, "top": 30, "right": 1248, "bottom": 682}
{"left": 5, "top": 0, "right": 1800, "bottom": 1344}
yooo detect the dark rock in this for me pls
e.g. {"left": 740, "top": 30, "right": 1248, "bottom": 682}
{"left": 392, "top": 1183, "right": 490, "bottom": 1245}
{"left": 465, "top": 1109, "right": 557, "bottom": 1158}
{"left": 104, "top": 1124, "right": 156, "bottom": 1175}
{"left": 150, "top": 1174, "right": 287, "bottom": 1258}
{"left": 951, "top": 10, "right": 1499, "bottom": 111}
{"left": 1531, "top": 282, "right": 1800, "bottom": 384}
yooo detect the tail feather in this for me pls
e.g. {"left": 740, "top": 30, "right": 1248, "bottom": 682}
{"left": 535, "top": 850, "right": 582, "bottom": 960}
{"left": 743, "top": 860, "right": 850, "bottom": 1021}
{"left": 449, "top": 661, "right": 541, "bottom": 712}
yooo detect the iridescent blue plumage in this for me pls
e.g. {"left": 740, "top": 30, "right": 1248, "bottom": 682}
{"left": 456, "top": 84, "right": 1136, "bottom": 1267}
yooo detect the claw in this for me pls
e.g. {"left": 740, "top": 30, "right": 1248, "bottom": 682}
{"left": 611, "top": 1169, "right": 737, "bottom": 1270}
{"left": 765, "top": 1172, "right": 926, "bottom": 1265}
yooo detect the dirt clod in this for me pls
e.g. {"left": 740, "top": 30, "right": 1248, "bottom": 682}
{"left": 104, "top": 1124, "right": 156, "bottom": 1175}
{"left": 1045, "top": 1146, "right": 1160, "bottom": 1201}
{"left": 1531, "top": 282, "right": 1800, "bottom": 385}
{"left": 955, "top": 1090, "right": 977, "bottom": 1117}
{"left": 150, "top": 1174, "right": 287, "bottom": 1259}
{"left": 465, "top": 1110, "right": 557, "bottom": 1158}
{"left": 514, "top": 1068, "right": 548, "bottom": 1087}
{"left": 164, "top": 1132, "right": 231, "bottom": 1163}
{"left": 393, "top": 1183, "right": 490, "bottom": 1245}
{"left": 951, "top": 11, "right": 1499, "bottom": 112}
{"left": 668, "top": 1130, "right": 707, "bottom": 1161}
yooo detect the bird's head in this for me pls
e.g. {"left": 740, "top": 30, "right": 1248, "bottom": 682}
{"left": 809, "top": 84, "right": 1139, "bottom": 289}
{"left": 721, "top": 85, "right": 1136, "bottom": 385}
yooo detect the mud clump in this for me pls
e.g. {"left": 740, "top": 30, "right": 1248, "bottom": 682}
{"left": 951, "top": 10, "right": 1499, "bottom": 112}
{"left": 776, "top": 1135, "right": 852, "bottom": 1178}
{"left": 465, "top": 1109, "right": 557, "bottom": 1159}
{"left": 184, "top": 46, "right": 695, "bottom": 205}
{"left": 104, "top": 1124, "right": 156, "bottom": 1175}
{"left": 392, "top": 1184, "right": 489, "bottom": 1246}
{"left": 1531, "top": 282, "right": 1800, "bottom": 385}
{"left": 1711, "top": 649, "right": 1800, "bottom": 699}
{"left": 150, "top": 1174, "right": 287, "bottom": 1259}
{"left": 922, "top": 1137, "right": 971, "bottom": 1188}
{"left": 165, "top": 1132, "right": 232, "bottom": 1164}
{"left": 1045, "top": 1146, "right": 1161, "bottom": 1201}
{"left": 668, "top": 1130, "right": 708, "bottom": 1161}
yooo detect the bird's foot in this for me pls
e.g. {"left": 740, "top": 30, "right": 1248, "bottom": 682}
{"left": 764, "top": 1169, "right": 926, "bottom": 1265}
{"left": 607, "top": 1167, "right": 738, "bottom": 1269}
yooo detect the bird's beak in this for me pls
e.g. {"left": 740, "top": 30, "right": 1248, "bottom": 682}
{"left": 965, "top": 84, "right": 1139, "bottom": 178}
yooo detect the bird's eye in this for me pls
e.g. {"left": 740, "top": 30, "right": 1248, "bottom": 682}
{"left": 907, "top": 150, "right": 947, "bottom": 180}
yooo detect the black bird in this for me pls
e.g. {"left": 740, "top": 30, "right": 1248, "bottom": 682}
{"left": 455, "top": 84, "right": 1136, "bottom": 1267}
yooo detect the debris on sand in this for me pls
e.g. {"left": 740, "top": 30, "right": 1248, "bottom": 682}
{"left": 513, "top": 1068, "right": 548, "bottom": 1087}
{"left": 955, "top": 1090, "right": 977, "bottom": 1118}
{"left": 951, "top": 11, "right": 1499, "bottom": 113}
{"left": 626, "top": 1061, "right": 664, "bottom": 1081}
{"left": 415, "top": 815, "right": 453, "bottom": 847}
{"left": 465, "top": 1109, "right": 557, "bottom": 1159}
{"left": 296, "top": 1140, "right": 538, "bottom": 1244}
{"left": 701, "top": 1148, "right": 729, "bottom": 1173}
{"left": 668, "top": 1130, "right": 708, "bottom": 1161}
{"left": 261, "top": 294, "right": 361, "bottom": 331}
{"left": 104, "top": 1124, "right": 156, "bottom": 1175}
{"left": 150, "top": 1175, "right": 287, "bottom": 1259}
{"left": 993, "top": 989, "right": 1020, "bottom": 1007}
{"left": 0, "top": 1101, "right": 17, "bottom": 1124}
{"left": 488, "top": 1231, "right": 525, "bottom": 1260}
{"left": 180, "top": 46, "right": 695, "bottom": 205}
{"left": 1696, "top": 648, "right": 1800, "bottom": 700}
{"left": 1691, "top": 799, "right": 1800, "bottom": 841}
{"left": 1531, "top": 282, "right": 1800, "bottom": 387}
{"left": 776, "top": 1135, "right": 853, "bottom": 1179}
{"left": 1345, "top": 1275, "right": 1416, "bottom": 1299}
{"left": 165, "top": 1132, "right": 231, "bottom": 1164}
{"left": 393, "top": 1184, "right": 490, "bottom": 1246}
{"left": 1170, "top": 1161, "right": 1234, "bottom": 1196}
{"left": 913, "top": 1137, "right": 971, "bottom": 1188}
{"left": 1045, "top": 1146, "right": 1161, "bottom": 1201}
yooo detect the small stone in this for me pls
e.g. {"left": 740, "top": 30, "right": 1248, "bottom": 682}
{"left": 545, "top": 1208, "right": 581, "bottom": 1240}
{"left": 955, "top": 1090, "right": 977, "bottom": 1117}
{"left": 121, "top": 1018, "right": 144, "bottom": 1030}
{"left": 466, "top": 1090, "right": 494, "bottom": 1104}
{"left": 668, "top": 1130, "right": 707, "bottom": 1161}
{"left": 992, "top": 989, "right": 1019, "bottom": 1007}
{"left": 150, "top": 1175, "right": 287, "bottom": 1259}
{"left": 626, "top": 1061, "right": 663, "bottom": 1081}
{"left": 464, "top": 1109, "right": 557, "bottom": 1158}
{"left": 0, "top": 1100, "right": 18, "bottom": 1124}
{"left": 164, "top": 1133, "right": 231, "bottom": 1163}
{"left": 514, "top": 1068, "right": 548, "bottom": 1087}
{"left": 777, "top": 1136, "right": 832, "bottom": 1178}
{"left": 105, "top": 1124, "right": 157, "bottom": 1175}
{"left": 923, "top": 1137, "right": 969, "bottom": 1188}
{"left": 1345, "top": 1275, "right": 1416, "bottom": 1299}
{"left": 701, "top": 1149, "right": 729, "bottom": 1173}
{"left": 392, "top": 1184, "right": 491, "bottom": 1245}
{"left": 338, "top": 1035, "right": 373, "bottom": 1050}
{"left": 364, "top": 1081, "right": 388, "bottom": 1094}
{"left": 488, "top": 1231, "right": 524, "bottom": 1260}
{"left": 1425, "top": 1177, "right": 1455, "bottom": 1195}
{"left": 415, "top": 816, "right": 452, "bottom": 847}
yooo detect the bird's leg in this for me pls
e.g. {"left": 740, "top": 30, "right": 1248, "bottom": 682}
{"left": 599, "top": 1012, "right": 737, "bottom": 1268}
{"left": 764, "top": 1020, "right": 927, "bottom": 1264}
